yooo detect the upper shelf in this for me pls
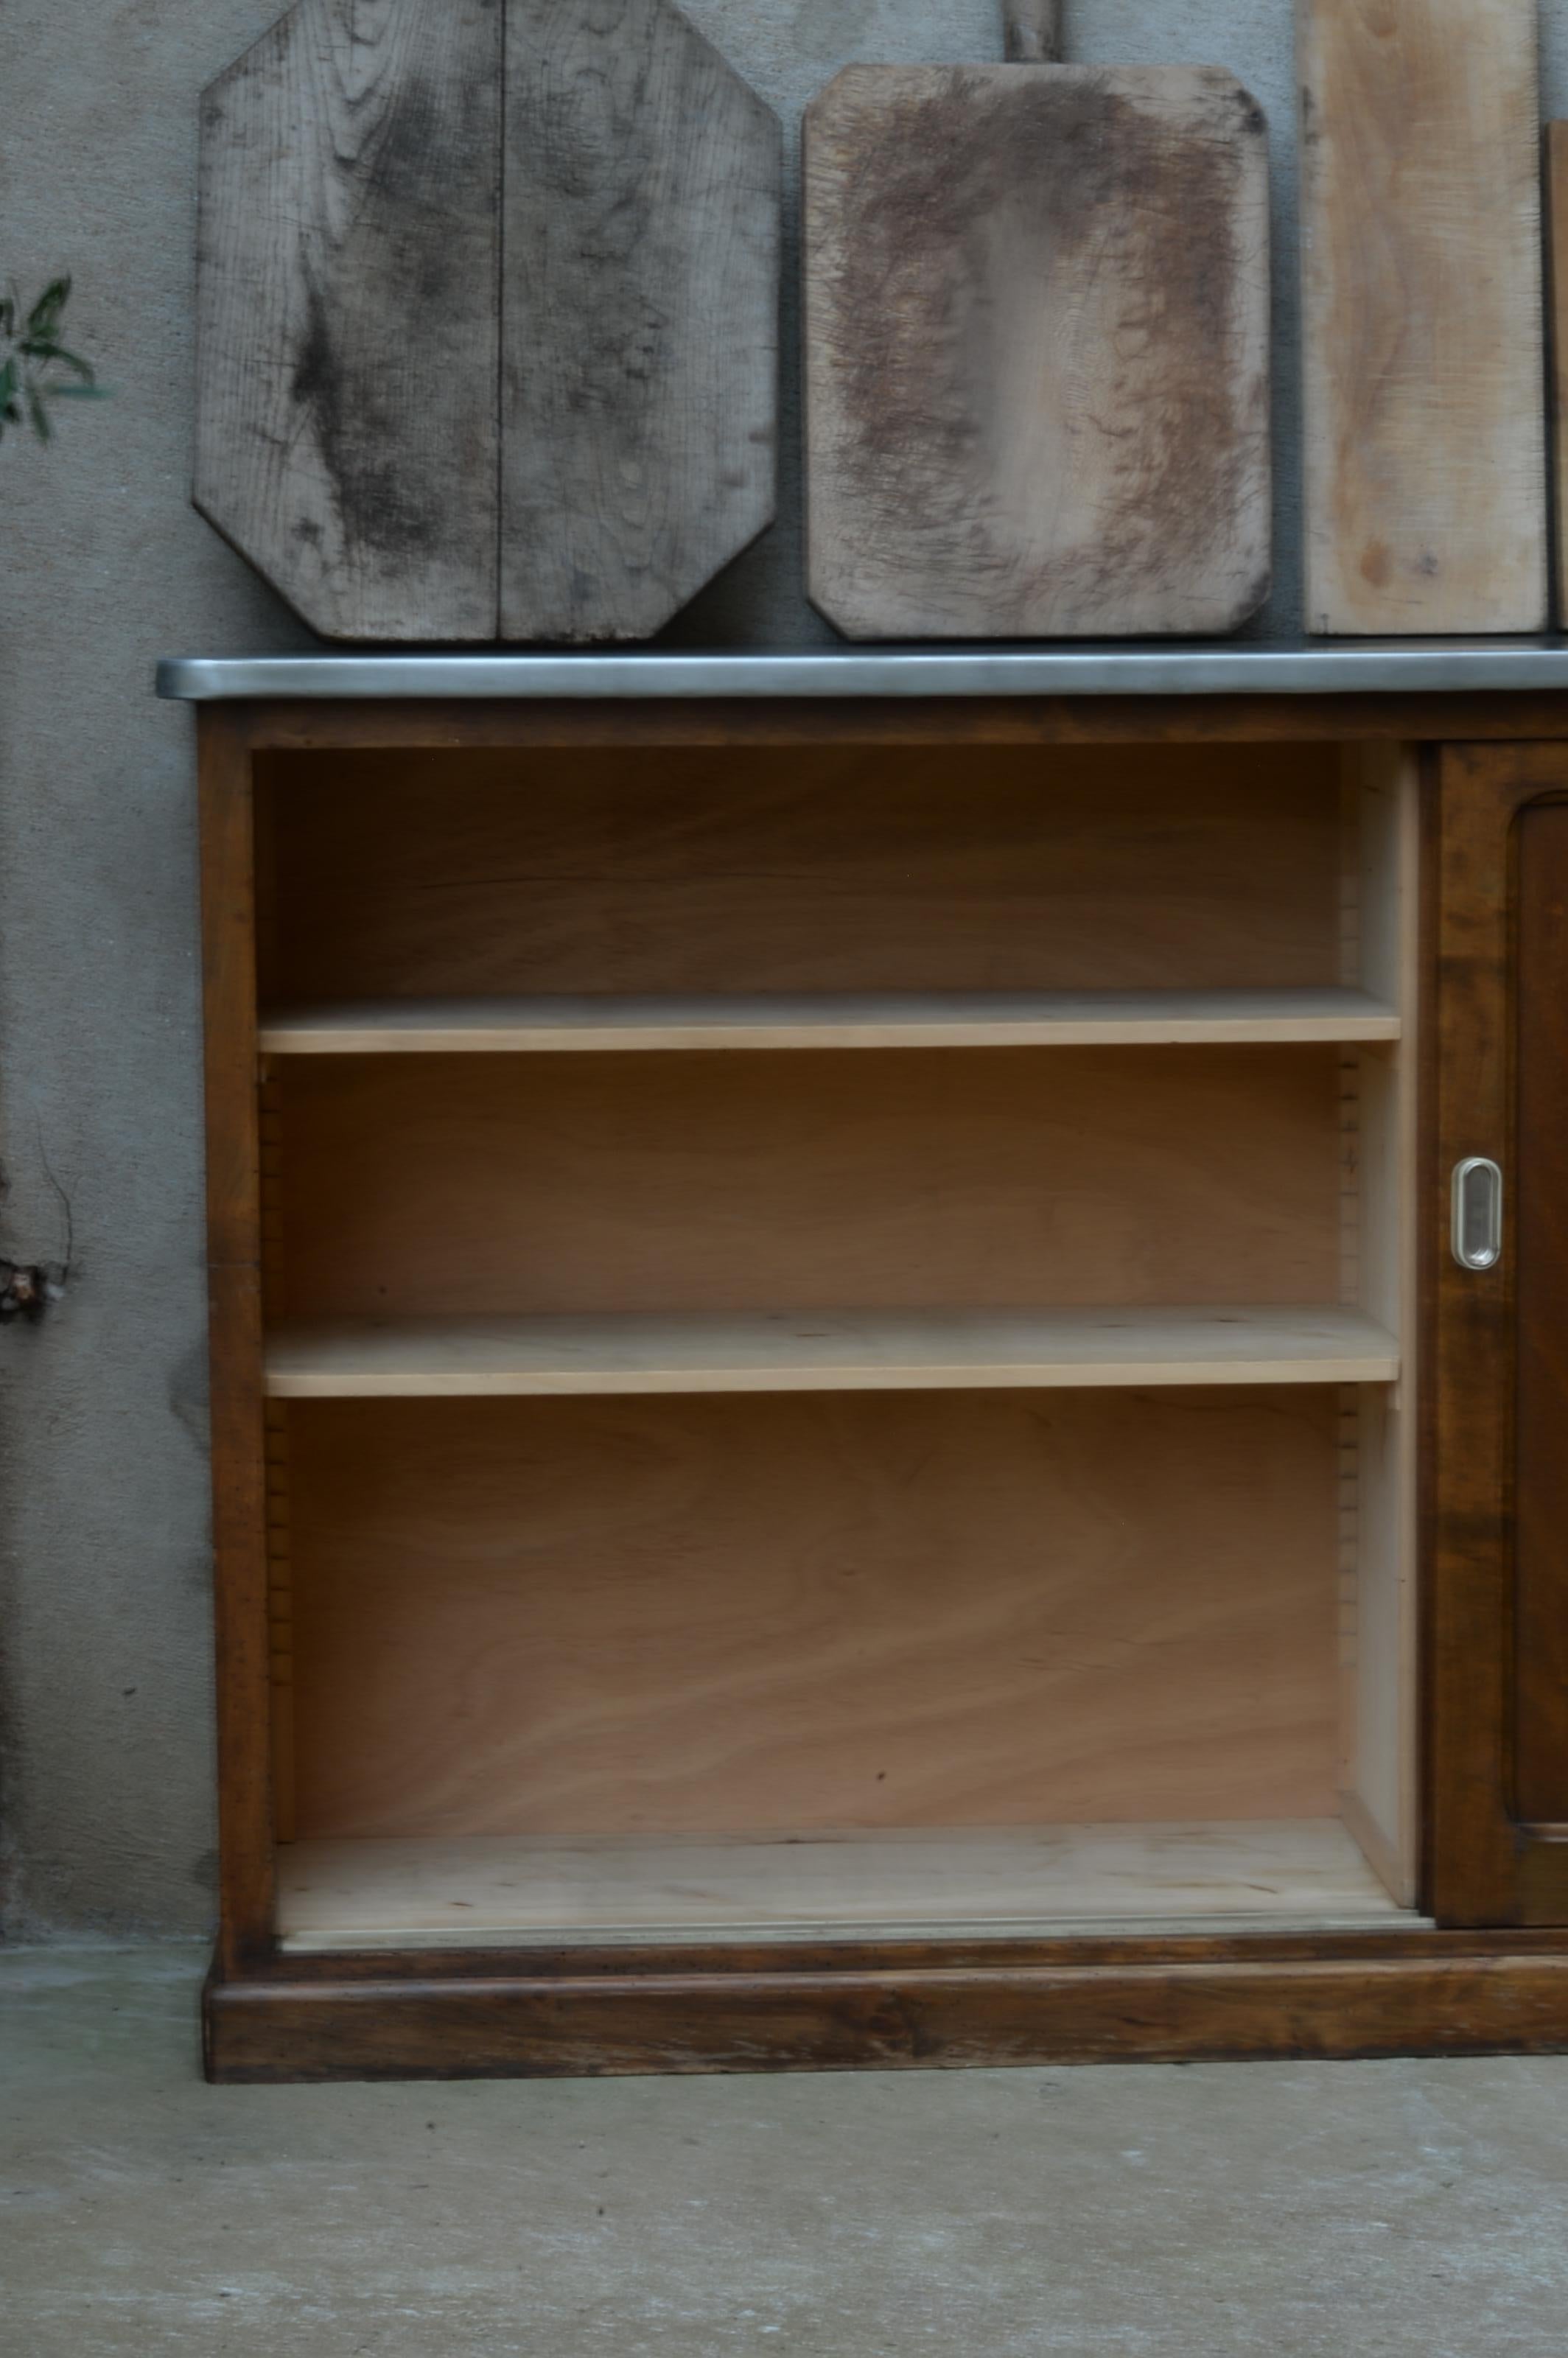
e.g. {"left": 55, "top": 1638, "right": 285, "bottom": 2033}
{"left": 157, "top": 637, "right": 1568, "bottom": 702}
{"left": 258, "top": 987, "right": 1401, "bottom": 1057}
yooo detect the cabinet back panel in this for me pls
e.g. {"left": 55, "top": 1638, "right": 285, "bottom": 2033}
{"left": 257, "top": 744, "right": 1343, "bottom": 1002}
{"left": 273, "top": 1046, "right": 1342, "bottom": 1318}
{"left": 285, "top": 1390, "right": 1341, "bottom": 1840}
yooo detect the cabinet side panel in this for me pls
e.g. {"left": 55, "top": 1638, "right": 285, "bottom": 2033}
{"left": 199, "top": 707, "right": 276, "bottom": 1968}
{"left": 1345, "top": 748, "right": 1421, "bottom": 1900}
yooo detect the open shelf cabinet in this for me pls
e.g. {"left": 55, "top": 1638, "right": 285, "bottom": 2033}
{"left": 182, "top": 685, "right": 1568, "bottom": 2078}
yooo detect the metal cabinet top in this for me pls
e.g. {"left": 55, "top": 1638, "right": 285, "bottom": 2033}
{"left": 158, "top": 640, "right": 1568, "bottom": 704}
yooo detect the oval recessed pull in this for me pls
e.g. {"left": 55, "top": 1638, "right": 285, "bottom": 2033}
{"left": 1452, "top": 1158, "right": 1503, "bottom": 1272}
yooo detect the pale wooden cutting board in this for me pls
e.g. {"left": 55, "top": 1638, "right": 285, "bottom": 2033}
{"left": 1299, "top": 0, "right": 1547, "bottom": 636}
{"left": 802, "top": 1, "right": 1272, "bottom": 641}
{"left": 196, "top": 0, "right": 780, "bottom": 643}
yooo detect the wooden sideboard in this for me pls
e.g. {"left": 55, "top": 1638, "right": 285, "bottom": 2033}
{"left": 159, "top": 652, "right": 1568, "bottom": 2079}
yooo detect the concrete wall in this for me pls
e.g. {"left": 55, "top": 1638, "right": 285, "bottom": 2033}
{"left": 1, "top": 0, "right": 1564, "bottom": 1937}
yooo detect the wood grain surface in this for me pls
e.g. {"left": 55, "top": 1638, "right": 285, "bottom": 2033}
{"left": 265, "top": 1046, "right": 1343, "bottom": 1319}
{"left": 1547, "top": 125, "right": 1568, "bottom": 626}
{"left": 237, "top": 692, "right": 1568, "bottom": 755}
{"left": 1344, "top": 750, "right": 1423, "bottom": 1905}
{"left": 1512, "top": 802, "right": 1568, "bottom": 1822}
{"left": 197, "top": 0, "right": 778, "bottom": 643}
{"left": 256, "top": 987, "right": 1401, "bottom": 1056}
{"left": 502, "top": 0, "right": 780, "bottom": 640}
{"left": 803, "top": 63, "right": 1270, "bottom": 638}
{"left": 256, "top": 742, "right": 1343, "bottom": 1004}
{"left": 281, "top": 1390, "right": 1342, "bottom": 1841}
{"left": 262, "top": 1306, "right": 1399, "bottom": 1397}
{"left": 1299, "top": 0, "right": 1547, "bottom": 634}
{"left": 197, "top": 711, "right": 278, "bottom": 1970}
{"left": 203, "top": 1948, "right": 1568, "bottom": 2080}
{"left": 276, "top": 1821, "right": 1399, "bottom": 1947}
{"left": 196, "top": 0, "right": 501, "bottom": 640}
{"left": 1427, "top": 745, "right": 1568, "bottom": 1929}
{"left": 1429, "top": 746, "right": 1519, "bottom": 1925}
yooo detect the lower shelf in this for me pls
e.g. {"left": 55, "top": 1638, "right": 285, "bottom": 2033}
{"left": 275, "top": 1819, "right": 1414, "bottom": 1952}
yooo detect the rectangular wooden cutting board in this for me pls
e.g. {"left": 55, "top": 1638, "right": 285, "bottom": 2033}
{"left": 1299, "top": 0, "right": 1547, "bottom": 635}
{"left": 802, "top": 2, "right": 1272, "bottom": 640}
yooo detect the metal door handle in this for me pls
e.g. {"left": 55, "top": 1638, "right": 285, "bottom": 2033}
{"left": 1452, "top": 1158, "right": 1503, "bottom": 1271}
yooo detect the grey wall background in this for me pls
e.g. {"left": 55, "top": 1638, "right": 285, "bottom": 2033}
{"left": 2, "top": 0, "right": 1565, "bottom": 1937}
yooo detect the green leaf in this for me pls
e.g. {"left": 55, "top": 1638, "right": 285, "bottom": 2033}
{"left": 26, "top": 276, "right": 71, "bottom": 337}
{"left": 20, "top": 342, "right": 96, "bottom": 381}
{"left": 0, "top": 276, "right": 105, "bottom": 444}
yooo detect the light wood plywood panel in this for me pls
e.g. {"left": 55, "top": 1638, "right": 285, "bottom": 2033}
{"left": 277, "top": 1819, "right": 1409, "bottom": 1949}
{"left": 258, "top": 986, "right": 1401, "bottom": 1055}
{"left": 257, "top": 744, "right": 1345, "bottom": 1004}
{"left": 1343, "top": 746, "right": 1421, "bottom": 1903}
{"left": 268, "top": 1046, "right": 1343, "bottom": 1320}
{"left": 265, "top": 1306, "right": 1399, "bottom": 1398}
{"left": 1299, "top": 0, "right": 1547, "bottom": 634}
{"left": 284, "top": 1389, "right": 1343, "bottom": 1840}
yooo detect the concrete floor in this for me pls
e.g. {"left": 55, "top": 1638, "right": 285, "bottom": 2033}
{"left": 4, "top": 1947, "right": 1568, "bottom": 2355}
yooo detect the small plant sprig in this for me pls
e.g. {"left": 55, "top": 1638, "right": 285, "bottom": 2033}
{"left": 0, "top": 276, "right": 106, "bottom": 444}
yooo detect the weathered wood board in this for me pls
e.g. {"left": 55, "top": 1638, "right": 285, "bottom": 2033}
{"left": 802, "top": 57, "right": 1272, "bottom": 640}
{"left": 502, "top": 0, "right": 782, "bottom": 641}
{"left": 1547, "top": 125, "right": 1568, "bottom": 628}
{"left": 196, "top": 0, "right": 503, "bottom": 641}
{"left": 196, "top": 0, "right": 780, "bottom": 643}
{"left": 1299, "top": 0, "right": 1547, "bottom": 636}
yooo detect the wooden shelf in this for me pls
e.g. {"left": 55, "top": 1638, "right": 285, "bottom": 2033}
{"left": 257, "top": 987, "right": 1401, "bottom": 1056}
{"left": 265, "top": 1305, "right": 1400, "bottom": 1399}
{"left": 276, "top": 1820, "right": 1415, "bottom": 1951}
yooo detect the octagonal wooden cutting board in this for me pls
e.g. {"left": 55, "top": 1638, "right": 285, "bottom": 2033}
{"left": 196, "top": 0, "right": 780, "bottom": 642}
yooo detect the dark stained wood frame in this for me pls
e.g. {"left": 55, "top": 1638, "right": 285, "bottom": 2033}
{"left": 216, "top": 691, "right": 1568, "bottom": 753}
{"left": 200, "top": 708, "right": 276, "bottom": 1979}
{"left": 1429, "top": 742, "right": 1568, "bottom": 1928}
{"left": 195, "top": 699, "right": 1568, "bottom": 2079}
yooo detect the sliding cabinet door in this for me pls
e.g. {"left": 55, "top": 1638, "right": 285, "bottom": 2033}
{"left": 1433, "top": 744, "right": 1568, "bottom": 1923}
